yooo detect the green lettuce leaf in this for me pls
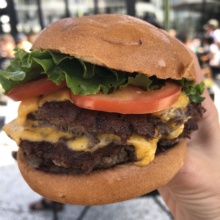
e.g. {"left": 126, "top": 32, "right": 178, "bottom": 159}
{"left": 0, "top": 48, "right": 205, "bottom": 103}
{"left": 0, "top": 48, "right": 128, "bottom": 94}
{"left": 176, "top": 78, "right": 205, "bottom": 103}
{"left": 128, "top": 74, "right": 165, "bottom": 91}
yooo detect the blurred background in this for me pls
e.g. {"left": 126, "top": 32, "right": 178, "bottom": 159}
{"left": 0, "top": 1, "right": 220, "bottom": 220}
{"left": 0, "top": 0, "right": 220, "bottom": 39}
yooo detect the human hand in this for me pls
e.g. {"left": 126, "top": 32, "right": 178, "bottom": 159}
{"left": 159, "top": 52, "right": 220, "bottom": 220}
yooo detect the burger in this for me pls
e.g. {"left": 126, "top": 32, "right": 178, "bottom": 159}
{"left": 0, "top": 14, "right": 205, "bottom": 205}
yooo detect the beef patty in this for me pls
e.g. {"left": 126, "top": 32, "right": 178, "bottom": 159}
{"left": 20, "top": 100, "right": 205, "bottom": 173}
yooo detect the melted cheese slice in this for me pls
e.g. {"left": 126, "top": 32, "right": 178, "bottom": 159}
{"left": 4, "top": 119, "right": 158, "bottom": 166}
{"left": 39, "top": 88, "right": 71, "bottom": 106}
{"left": 17, "top": 88, "right": 71, "bottom": 125}
{"left": 166, "top": 124, "right": 184, "bottom": 139}
{"left": 3, "top": 120, "right": 73, "bottom": 145}
{"left": 17, "top": 97, "right": 40, "bottom": 125}
{"left": 154, "top": 92, "right": 189, "bottom": 122}
{"left": 67, "top": 134, "right": 121, "bottom": 151}
{"left": 127, "top": 134, "right": 158, "bottom": 166}
{"left": 3, "top": 90, "right": 189, "bottom": 167}
{"left": 67, "top": 134, "right": 158, "bottom": 166}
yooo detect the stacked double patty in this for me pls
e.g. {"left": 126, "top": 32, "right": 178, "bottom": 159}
{"left": 20, "top": 99, "right": 205, "bottom": 173}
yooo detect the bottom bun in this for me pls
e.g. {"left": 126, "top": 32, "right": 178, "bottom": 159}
{"left": 17, "top": 140, "right": 186, "bottom": 205}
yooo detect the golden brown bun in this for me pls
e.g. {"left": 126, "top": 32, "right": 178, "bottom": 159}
{"left": 32, "top": 14, "right": 195, "bottom": 81}
{"left": 17, "top": 140, "right": 186, "bottom": 205}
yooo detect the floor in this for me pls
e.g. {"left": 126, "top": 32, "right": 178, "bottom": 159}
{"left": 1, "top": 77, "right": 220, "bottom": 220}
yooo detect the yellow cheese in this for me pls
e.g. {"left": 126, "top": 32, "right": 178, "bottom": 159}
{"left": 39, "top": 88, "right": 71, "bottom": 106}
{"left": 67, "top": 136, "right": 89, "bottom": 151}
{"left": 127, "top": 134, "right": 158, "bottom": 166}
{"left": 16, "top": 88, "right": 71, "bottom": 126}
{"left": 17, "top": 97, "right": 39, "bottom": 125}
{"left": 165, "top": 124, "right": 184, "bottom": 139}
{"left": 154, "top": 92, "right": 189, "bottom": 122}
{"left": 67, "top": 134, "right": 121, "bottom": 151}
{"left": 3, "top": 119, "right": 73, "bottom": 145}
{"left": 68, "top": 133, "right": 158, "bottom": 166}
{"left": 3, "top": 119, "right": 24, "bottom": 144}
{"left": 171, "top": 92, "right": 189, "bottom": 109}
{"left": 4, "top": 116, "right": 157, "bottom": 167}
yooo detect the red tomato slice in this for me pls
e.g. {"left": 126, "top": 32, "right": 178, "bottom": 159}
{"left": 70, "top": 82, "right": 182, "bottom": 114}
{"left": 7, "top": 78, "right": 67, "bottom": 101}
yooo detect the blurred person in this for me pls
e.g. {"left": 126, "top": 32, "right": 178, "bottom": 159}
{"left": 142, "top": 12, "right": 163, "bottom": 29}
{"left": 0, "top": 34, "right": 15, "bottom": 70}
{"left": 176, "top": 33, "right": 194, "bottom": 51}
{"left": 203, "top": 19, "right": 220, "bottom": 48}
{"left": 16, "top": 33, "right": 32, "bottom": 52}
{"left": 203, "top": 36, "right": 220, "bottom": 78}
{"left": 168, "top": 29, "right": 177, "bottom": 38}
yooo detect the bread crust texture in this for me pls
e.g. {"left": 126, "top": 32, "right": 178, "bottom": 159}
{"left": 32, "top": 14, "right": 195, "bottom": 81}
{"left": 17, "top": 140, "right": 186, "bottom": 205}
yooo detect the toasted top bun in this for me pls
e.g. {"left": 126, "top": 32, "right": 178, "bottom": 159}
{"left": 32, "top": 14, "right": 195, "bottom": 81}
{"left": 17, "top": 140, "right": 186, "bottom": 205}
